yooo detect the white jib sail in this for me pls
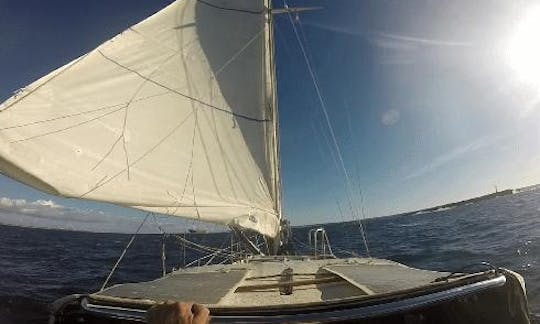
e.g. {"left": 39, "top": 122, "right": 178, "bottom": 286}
{"left": 0, "top": 0, "right": 280, "bottom": 237}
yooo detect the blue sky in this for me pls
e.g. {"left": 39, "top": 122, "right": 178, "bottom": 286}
{"left": 1, "top": 0, "right": 540, "bottom": 231}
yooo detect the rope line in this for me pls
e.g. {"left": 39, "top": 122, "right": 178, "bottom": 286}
{"left": 97, "top": 50, "right": 270, "bottom": 123}
{"left": 215, "top": 28, "right": 265, "bottom": 76}
{"left": 173, "top": 234, "right": 237, "bottom": 256}
{"left": 197, "top": 0, "right": 265, "bottom": 15}
{"left": 100, "top": 213, "right": 151, "bottom": 291}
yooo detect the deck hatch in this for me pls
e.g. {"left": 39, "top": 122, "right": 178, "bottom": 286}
{"left": 92, "top": 269, "right": 248, "bottom": 305}
{"left": 325, "top": 264, "right": 450, "bottom": 294}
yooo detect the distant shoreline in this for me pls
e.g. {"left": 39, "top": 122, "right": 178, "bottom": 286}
{"left": 413, "top": 183, "right": 540, "bottom": 215}
{"left": 2, "top": 184, "right": 539, "bottom": 233}
{"left": 297, "top": 184, "right": 540, "bottom": 228}
{"left": 0, "top": 222, "right": 217, "bottom": 236}
{"left": 414, "top": 189, "right": 514, "bottom": 214}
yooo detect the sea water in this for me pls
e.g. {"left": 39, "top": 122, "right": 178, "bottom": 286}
{"left": 1, "top": 189, "right": 540, "bottom": 323}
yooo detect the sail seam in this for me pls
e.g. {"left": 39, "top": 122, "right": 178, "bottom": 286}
{"left": 96, "top": 50, "right": 271, "bottom": 123}
{"left": 121, "top": 114, "right": 131, "bottom": 180}
{"left": 128, "top": 27, "right": 179, "bottom": 54}
{"left": 116, "top": 50, "right": 182, "bottom": 180}
{"left": 9, "top": 105, "right": 126, "bottom": 143}
{"left": 0, "top": 91, "right": 171, "bottom": 132}
{"left": 79, "top": 111, "right": 194, "bottom": 198}
{"left": 2, "top": 103, "right": 121, "bottom": 131}
{"left": 190, "top": 102, "right": 201, "bottom": 220}
{"left": 141, "top": 204, "right": 276, "bottom": 212}
{"left": 206, "top": 110, "right": 243, "bottom": 202}
{"left": 86, "top": 94, "right": 175, "bottom": 171}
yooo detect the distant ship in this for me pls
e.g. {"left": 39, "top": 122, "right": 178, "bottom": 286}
{"left": 187, "top": 228, "right": 208, "bottom": 234}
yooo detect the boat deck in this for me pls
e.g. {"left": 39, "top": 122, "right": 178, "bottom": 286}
{"left": 91, "top": 257, "right": 450, "bottom": 307}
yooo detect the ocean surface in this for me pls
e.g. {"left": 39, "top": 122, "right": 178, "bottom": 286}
{"left": 2, "top": 189, "right": 540, "bottom": 323}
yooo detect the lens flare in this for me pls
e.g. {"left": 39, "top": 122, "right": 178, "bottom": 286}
{"left": 508, "top": 6, "right": 540, "bottom": 89}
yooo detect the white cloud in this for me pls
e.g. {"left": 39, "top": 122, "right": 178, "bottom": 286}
{"left": 381, "top": 109, "right": 400, "bottom": 126}
{"left": 0, "top": 196, "right": 213, "bottom": 234}
{"left": 299, "top": 22, "right": 471, "bottom": 66}
{"left": 0, "top": 197, "right": 26, "bottom": 207}
{"left": 33, "top": 199, "right": 63, "bottom": 208}
{"left": 371, "top": 32, "right": 472, "bottom": 65}
{"left": 376, "top": 32, "right": 472, "bottom": 48}
{"left": 402, "top": 134, "right": 506, "bottom": 181}
{"left": 0, "top": 197, "right": 62, "bottom": 213}
{"left": 302, "top": 23, "right": 471, "bottom": 48}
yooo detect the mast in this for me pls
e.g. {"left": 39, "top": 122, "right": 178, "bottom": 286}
{"left": 265, "top": 0, "right": 283, "bottom": 254}
{"left": 262, "top": 4, "right": 322, "bottom": 254}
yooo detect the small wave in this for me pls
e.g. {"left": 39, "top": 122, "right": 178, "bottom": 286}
{"left": 414, "top": 206, "right": 454, "bottom": 215}
{"left": 398, "top": 222, "right": 426, "bottom": 228}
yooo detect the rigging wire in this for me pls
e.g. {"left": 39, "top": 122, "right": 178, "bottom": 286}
{"left": 154, "top": 215, "right": 243, "bottom": 270}
{"left": 176, "top": 234, "right": 247, "bottom": 268}
{"left": 152, "top": 214, "right": 168, "bottom": 276}
{"left": 100, "top": 212, "right": 151, "bottom": 291}
{"left": 344, "top": 100, "right": 372, "bottom": 256}
{"left": 282, "top": 0, "right": 371, "bottom": 257}
{"left": 153, "top": 214, "right": 238, "bottom": 272}
{"left": 311, "top": 118, "right": 357, "bottom": 232}
{"left": 161, "top": 233, "right": 167, "bottom": 276}
{"left": 172, "top": 232, "right": 241, "bottom": 258}
{"left": 204, "top": 239, "right": 233, "bottom": 266}
{"left": 310, "top": 118, "right": 362, "bottom": 243}
{"left": 195, "top": 238, "right": 239, "bottom": 267}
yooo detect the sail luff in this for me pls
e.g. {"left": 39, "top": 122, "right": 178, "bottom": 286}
{"left": 264, "top": 0, "right": 282, "bottom": 222}
{"left": 263, "top": 0, "right": 286, "bottom": 254}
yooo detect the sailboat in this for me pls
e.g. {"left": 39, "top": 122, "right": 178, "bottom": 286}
{"left": 0, "top": 0, "right": 534, "bottom": 323}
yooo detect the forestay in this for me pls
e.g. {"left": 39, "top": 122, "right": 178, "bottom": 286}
{"left": 0, "top": 0, "right": 280, "bottom": 237}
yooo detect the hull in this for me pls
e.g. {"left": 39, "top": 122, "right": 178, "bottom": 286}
{"left": 50, "top": 257, "right": 533, "bottom": 323}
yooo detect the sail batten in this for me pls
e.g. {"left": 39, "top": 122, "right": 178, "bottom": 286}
{"left": 0, "top": 0, "right": 280, "bottom": 237}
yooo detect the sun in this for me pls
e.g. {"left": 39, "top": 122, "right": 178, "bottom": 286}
{"left": 507, "top": 6, "right": 540, "bottom": 89}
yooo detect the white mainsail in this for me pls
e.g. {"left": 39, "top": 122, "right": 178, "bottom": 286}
{"left": 0, "top": 0, "right": 281, "bottom": 237}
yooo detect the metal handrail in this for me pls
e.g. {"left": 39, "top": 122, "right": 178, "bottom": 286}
{"left": 308, "top": 228, "right": 334, "bottom": 258}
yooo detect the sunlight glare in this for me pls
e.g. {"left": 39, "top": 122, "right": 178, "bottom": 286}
{"left": 508, "top": 6, "right": 540, "bottom": 90}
